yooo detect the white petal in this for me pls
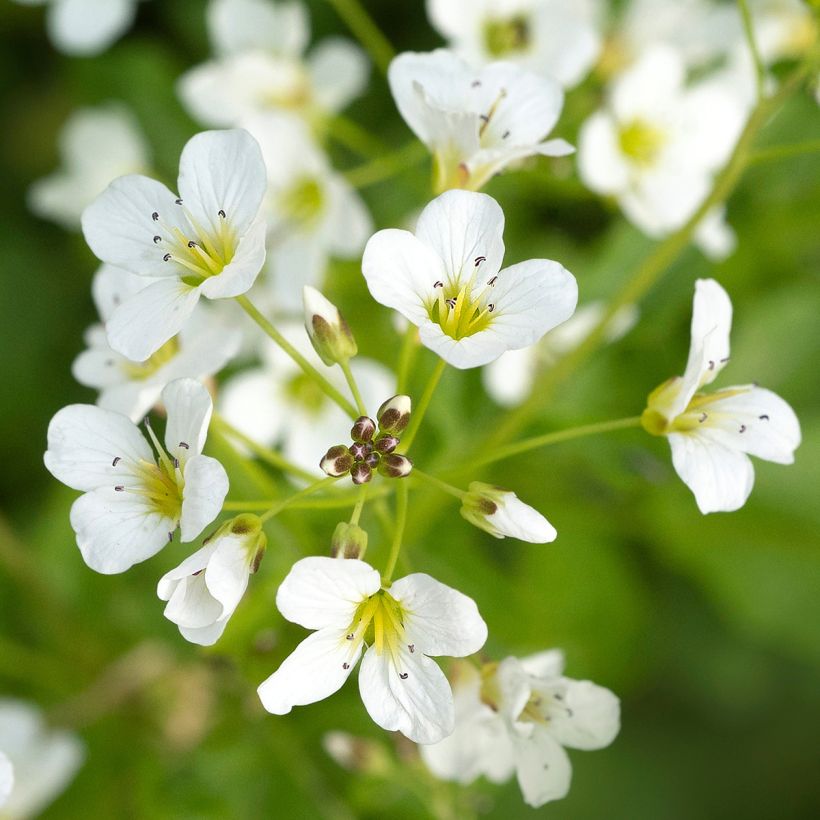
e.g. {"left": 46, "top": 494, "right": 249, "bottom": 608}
{"left": 257, "top": 627, "right": 359, "bottom": 714}
{"left": 218, "top": 368, "right": 288, "bottom": 449}
{"left": 276, "top": 556, "right": 382, "bottom": 630}
{"left": 197, "top": 217, "right": 267, "bottom": 299}
{"left": 70, "top": 488, "right": 175, "bottom": 574}
{"left": 162, "top": 377, "right": 214, "bottom": 458}
{"left": 44, "top": 404, "right": 151, "bottom": 492}
{"left": 162, "top": 570, "right": 222, "bottom": 629}
{"left": 208, "top": 0, "right": 309, "bottom": 58}
{"left": 547, "top": 679, "right": 620, "bottom": 750}
{"left": 0, "top": 752, "right": 13, "bottom": 808}
{"left": 47, "top": 0, "right": 135, "bottom": 56}
{"left": 179, "top": 455, "right": 228, "bottom": 542}
{"left": 105, "top": 278, "right": 201, "bottom": 362}
{"left": 519, "top": 649, "right": 565, "bottom": 678}
{"left": 418, "top": 321, "right": 508, "bottom": 369}
{"left": 158, "top": 541, "right": 216, "bottom": 597}
{"left": 513, "top": 730, "right": 572, "bottom": 808}
{"left": 358, "top": 645, "right": 455, "bottom": 743}
{"left": 486, "top": 492, "right": 558, "bottom": 543}
{"left": 668, "top": 432, "right": 755, "bottom": 514}
{"left": 91, "top": 263, "right": 149, "bottom": 321}
{"left": 482, "top": 347, "right": 538, "bottom": 407}
{"left": 308, "top": 37, "right": 369, "bottom": 112}
{"left": 389, "top": 573, "right": 488, "bottom": 657}
{"left": 612, "top": 45, "right": 685, "bottom": 121}
{"left": 577, "top": 111, "right": 631, "bottom": 194}
{"left": 323, "top": 176, "right": 373, "bottom": 257}
{"left": 694, "top": 206, "right": 737, "bottom": 262}
{"left": 204, "top": 532, "right": 253, "bottom": 615}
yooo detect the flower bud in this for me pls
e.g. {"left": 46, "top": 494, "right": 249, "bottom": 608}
{"left": 350, "top": 462, "right": 373, "bottom": 485}
{"left": 351, "top": 415, "right": 376, "bottom": 442}
{"left": 376, "top": 395, "right": 411, "bottom": 435}
{"left": 330, "top": 522, "right": 369, "bottom": 559}
{"left": 460, "top": 482, "right": 557, "bottom": 543}
{"left": 322, "top": 732, "right": 393, "bottom": 776}
{"left": 320, "top": 445, "right": 354, "bottom": 477}
{"left": 349, "top": 441, "right": 372, "bottom": 462}
{"left": 374, "top": 434, "right": 399, "bottom": 454}
{"left": 226, "top": 513, "right": 268, "bottom": 572}
{"left": 378, "top": 453, "right": 413, "bottom": 479}
{"left": 303, "top": 286, "right": 358, "bottom": 366}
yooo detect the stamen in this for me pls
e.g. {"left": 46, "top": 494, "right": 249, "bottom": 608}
{"left": 218, "top": 209, "right": 226, "bottom": 218}
{"left": 433, "top": 280, "right": 443, "bottom": 288}
{"left": 502, "top": 130, "right": 510, "bottom": 139}
{"left": 179, "top": 441, "right": 189, "bottom": 449}
{"left": 163, "top": 253, "right": 172, "bottom": 262}
{"left": 474, "top": 256, "right": 486, "bottom": 266}
{"left": 167, "top": 532, "right": 173, "bottom": 543}
{"left": 699, "top": 412, "right": 707, "bottom": 423}
{"left": 708, "top": 360, "right": 715, "bottom": 370}
{"left": 488, "top": 303, "right": 495, "bottom": 312}
{"left": 471, "top": 79, "right": 481, "bottom": 87}
{"left": 342, "top": 662, "right": 350, "bottom": 670}
{"left": 153, "top": 235, "right": 161, "bottom": 244}
{"left": 346, "top": 633, "right": 354, "bottom": 640}
{"left": 408, "top": 644, "right": 415, "bottom": 653}
{"left": 151, "top": 212, "right": 159, "bottom": 221}
{"left": 487, "top": 275, "right": 497, "bottom": 286}
{"left": 175, "top": 198, "right": 183, "bottom": 205}
{"left": 112, "top": 456, "right": 121, "bottom": 466}
{"left": 759, "top": 414, "right": 769, "bottom": 421}
{"left": 399, "top": 672, "right": 409, "bottom": 680}
{"left": 739, "top": 424, "right": 746, "bottom": 433}
{"left": 114, "top": 485, "right": 124, "bottom": 492}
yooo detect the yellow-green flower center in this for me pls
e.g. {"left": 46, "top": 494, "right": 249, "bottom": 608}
{"left": 428, "top": 278, "right": 495, "bottom": 340}
{"left": 285, "top": 371, "right": 327, "bottom": 414}
{"left": 345, "top": 590, "right": 407, "bottom": 661}
{"left": 484, "top": 15, "right": 531, "bottom": 57}
{"left": 642, "top": 381, "right": 753, "bottom": 436}
{"left": 281, "top": 176, "right": 324, "bottom": 226}
{"left": 122, "top": 337, "right": 180, "bottom": 380}
{"left": 165, "top": 215, "right": 237, "bottom": 285}
{"left": 618, "top": 119, "right": 666, "bottom": 166}
{"left": 130, "top": 458, "right": 184, "bottom": 520}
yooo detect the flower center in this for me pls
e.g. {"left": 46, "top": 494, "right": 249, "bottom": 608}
{"left": 483, "top": 15, "right": 531, "bottom": 57}
{"left": 122, "top": 337, "right": 180, "bottom": 380}
{"left": 260, "top": 63, "right": 311, "bottom": 109}
{"left": 281, "top": 176, "right": 325, "bottom": 227}
{"left": 344, "top": 590, "right": 407, "bottom": 662}
{"left": 428, "top": 260, "right": 498, "bottom": 340}
{"left": 618, "top": 119, "right": 666, "bottom": 167}
{"left": 642, "top": 382, "right": 755, "bottom": 436}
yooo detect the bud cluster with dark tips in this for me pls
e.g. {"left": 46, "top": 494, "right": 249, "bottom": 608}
{"left": 320, "top": 396, "right": 413, "bottom": 485}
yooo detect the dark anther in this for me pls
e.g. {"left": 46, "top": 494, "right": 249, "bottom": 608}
{"left": 179, "top": 441, "right": 189, "bottom": 449}
{"left": 218, "top": 209, "right": 226, "bottom": 218}
{"left": 151, "top": 211, "right": 159, "bottom": 221}
{"left": 114, "top": 485, "right": 125, "bottom": 492}
{"left": 346, "top": 634, "right": 354, "bottom": 640}
{"left": 187, "top": 240, "right": 198, "bottom": 248}
{"left": 474, "top": 255, "right": 486, "bottom": 266}
{"left": 708, "top": 360, "right": 715, "bottom": 370}
{"left": 168, "top": 532, "right": 174, "bottom": 543}
{"left": 699, "top": 412, "right": 707, "bottom": 423}
{"left": 112, "top": 456, "right": 121, "bottom": 467}
{"left": 342, "top": 662, "right": 350, "bottom": 670}
{"left": 759, "top": 414, "right": 769, "bottom": 421}
{"left": 554, "top": 693, "right": 563, "bottom": 701}
{"left": 502, "top": 130, "right": 510, "bottom": 139}
{"left": 399, "top": 672, "right": 409, "bottom": 680}
{"left": 479, "top": 114, "right": 490, "bottom": 123}
{"left": 433, "top": 280, "right": 444, "bottom": 288}
{"left": 173, "top": 458, "right": 179, "bottom": 469}
{"left": 488, "top": 303, "right": 495, "bottom": 312}
{"left": 445, "top": 298, "right": 457, "bottom": 308}
{"left": 153, "top": 235, "right": 161, "bottom": 244}
{"left": 408, "top": 644, "right": 415, "bottom": 653}
{"left": 175, "top": 198, "right": 183, "bottom": 205}
{"left": 720, "top": 357, "right": 730, "bottom": 363}
{"left": 163, "top": 253, "right": 172, "bottom": 262}
{"left": 471, "top": 79, "right": 481, "bottom": 87}
{"left": 487, "top": 275, "right": 497, "bottom": 286}
{"left": 739, "top": 424, "right": 747, "bottom": 433}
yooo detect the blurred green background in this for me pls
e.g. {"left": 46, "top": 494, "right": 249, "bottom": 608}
{"left": 1, "top": 0, "right": 819, "bottom": 817}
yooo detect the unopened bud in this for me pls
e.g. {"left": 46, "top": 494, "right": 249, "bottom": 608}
{"left": 460, "top": 482, "right": 556, "bottom": 543}
{"left": 303, "top": 286, "right": 358, "bottom": 366}
{"left": 322, "top": 731, "right": 393, "bottom": 776}
{"left": 349, "top": 441, "right": 372, "bottom": 461}
{"left": 351, "top": 416, "right": 376, "bottom": 442}
{"left": 376, "top": 395, "right": 411, "bottom": 435}
{"left": 330, "top": 522, "right": 368, "bottom": 559}
{"left": 217, "top": 513, "right": 268, "bottom": 572}
{"left": 374, "top": 434, "right": 399, "bottom": 454}
{"left": 320, "top": 444, "right": 353, "bottom": 477}
{"left": 378, "top": 453, "right": 413, "bottom": 479}
{"left": 350, "top": 462, "right": 373, "bottom": 485}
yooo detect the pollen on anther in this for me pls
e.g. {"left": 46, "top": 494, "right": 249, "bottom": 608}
{"left": 445, "top": 298, "right": 457, "bottom": 308}
{"left": 399, "top": 672, "right": 409, "bottom": 679}
{"left": 112, "top": 456, "right": 121, "bottom": 467}
{"left": 474, "top": 255, "right": 486, "bottom": 266}
{"left": 153, "top": 235, "right": 161, "bottom": 244}
{"left": 179, "top": 441, "right": 189, "bottom": 449}
{"left": 433, "top": 280, "right": 443, "bottom": 288}
{"left": 114, "top": 485, "right": 124, "bottom": 492}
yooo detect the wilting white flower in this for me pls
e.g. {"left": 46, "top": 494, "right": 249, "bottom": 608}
{"left": 425, "top": 0, "right": 602, "bottom": 88}
{"left": 82, "top": 128, "right": 268, "bottom": 361}
{"left": 72, "top": 265, "right": 241, "bottom": 422}
{"left": 0, "top": 699, "right": 84, "bottom": 818}
{"left": 362, "top": 189, "right": 577, "bottom": 369}
{"left": 243, "top": 112, "right": 372, "bottom": 310}
{"left": 421, "top": 651, "right": 620, "bottom": 807}
{"left": 28, "top": 104, "right": 150, "bottom": 231}
{"left": 578, "top": 46, "right": 747, "bottom": 248}
{"left": 178, "top": 0, "right": 368, "bottom": 128}
{"left": 460, "top": 482, "right": 557, "bottom": 542}
{"left": 13, "top": 0, "right": 140, "bottom": 56}
{"left": 257, "top": 556, "right": 488, "bottom": 743}
{"left": 641, "top": 279, "right": 801, "bottom": 514}
{"left": 389, "top": 49, "right": 573, "bottom": 193}
{"left": 158, "top": 514, "right": 266, "bottom": 645}
{"left": 44, "top": 378, "right": 228, "bottom": 573}
{"left": 483, "top": 301, "right": 638, "bottom": 406}
{"left": 219, "top": 323, "right": 393, "bottom": 476}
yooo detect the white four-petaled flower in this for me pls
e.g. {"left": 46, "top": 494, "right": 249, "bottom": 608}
{"left": 641, "top": 278, "right": 801, "bottom": 514}
{"left": 82, "top": 128, "right": 268, "bottom": 361}
{"left": 257, "top": 556, "right": 488, "bottom": 743}
{"left": 362, "top": 189, "right": 577, "bottom": 369}
{"left": 44, "top": 378, "right": 229, "bottom": 573}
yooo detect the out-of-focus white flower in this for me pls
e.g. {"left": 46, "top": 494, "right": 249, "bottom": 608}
{"left": 482, "top": 301, "right": 638, "bottom": 406}
{"left": 219, "top": 323, "right": 394, "bottom": 477}
{"left": 421, "top": 651, "right": 620, "bottom": 808}
{"left": 257, "top": 556, "right": 488, "bottom": 743}
{"left": 158, "top": 514, "right": 266, "bottom": 646}
{"left": 44, "top": 378, "right": 228, "bottom": 573}
{"left": 642, "top": 278, "right": 801, "bottom": 514}
{"left": 14, "top": 0, "right": 140, "bottom": 56}
{"left": 178, "top": 0, "right": 368, "bottom": 128}
{"left": 242, "top": 112, "right": 372, "bottom": 310}
{"left": 578, "top": 46, "right": 747, "bottom": 250}
{"left": 362, "top": 189, "right": 577, "bottom": 369}
{"left": 82, "top": 129, "right": 268, "bottom": 361}
{"left": 0, "top": 699, "right": 84, "bottom": 818}
{"left": 748, "top": 0, "right": 818, "bottom": 64}
{"left": 72, "top": 265, "right": 241, "bottom": 422}
{"left": 28, "top": 104, "right": 149, "bottom": 231}
{"left": 389, "top": 49, "right": 573, "bottom": 193}
{"left": 425, "top": 0, "right": 602, "bottom": 88}
{"left": 460, "top": 482, "right": 556, "bottom": 542}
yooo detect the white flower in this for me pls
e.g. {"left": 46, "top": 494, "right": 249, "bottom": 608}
{"left": 641, "top": 279, "right": 801, "bottom": 514}
{"left": 177, "top": 0, "right": 368, "bottom": 127}
{"left": 389, "top": 49, "right": 573, "bottom": 193}
{"left": 157, "top": 514, "right": 266, "bottom": 646}
{"left": 219, "top": 323, "right": 394, "bottom": 477}
{"left": 461, "top": 482, "right": 557, "bottom": 543}
{"left": 421, "top": 651, "right": 620, "bottom": 808}
{"left": 44, "top": 378, "right": 229, "bottom": 573}
{"left": 242, "top": 112, "right": 372, "bottom": 310}
{"left": 81, "top": 128, "right": 268, "bottom": 361}
{"left": 425, "top": 0, "right": 602, "bottom": 88}
{"left": 362, "top": 189, "right": 577, "bottom": 369}
{"left": 482, "top": 301, "right": 638, "bottom": 406}
{"left": 0, "top": 699, "right": 84, "bottom": 819}
{"left": 14, "top": 0, "right": 139, "bottom": 56}
{"left": 578, "top": 46, "right": 747, "bottom": 244}
{"left": 72, "top": 264, "right": 241, "bottom": 422}
{"left": 27, "top": 104, "right": 150, "bottom": 231}
{"left": 257, "top": 556, "right": 488, "bottom": 743}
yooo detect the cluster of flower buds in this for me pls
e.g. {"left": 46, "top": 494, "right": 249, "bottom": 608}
{"left": 320, "top": 396, "right": 413, "bottom": 485}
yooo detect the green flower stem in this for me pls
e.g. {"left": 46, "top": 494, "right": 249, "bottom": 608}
{"left": 344, "top": 140, "right": 429, "bottom": 188}
{"left": 749, "top": 138, "right": 820, "bottom": 164}
{"left": 412, "top": 468, "right": 466, "bottom": 500}
{"left": 400, "top": 358, "right": 447, "bottom": 452}
{"left": 349, "top": 482, "right": 369, "bottom": 525}
{"left": 222, "top": 484, "right": 394, "bottom": 511}
{"left": 396, "top": 325, "right": 418, "bottom": 394}
{"left": 738, "top": 0, "right": 766, "bottom": 101}
{"left": 382, "top": 479, "right": 408, "bottom": 583}
{"left": 211, "top": 413, "right": 318, "bottom": 483}
{"left": 236, "top": 295, "right": 358, "bottom": 419}
{"left": 325, "top": 0, "right": 395, "bottom": 75}
{"left": 481, "top": 55, "right": 817, "bottom": 453}
{"left": 340, "top": 360, "right": 368, "bottom": 416}
{"left": 260, "top": 477, "right": 340, "bottom": 523}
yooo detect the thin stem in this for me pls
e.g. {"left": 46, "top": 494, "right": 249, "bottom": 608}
{"left": 412, "top": 468, "right": 466, "bottom": 500}
{"left": 396, "top": 325, "right": 418, "bottom": 394}
{"left": 260, "top": 477, "right": 340, "bottom": 523}
{"left": 382, "top": 479, "right": 408, "bottom": 583}
{"left": 349, "top": 482, "right": 369, "bottom": 525}
{"left": 737, "top": 0, "right": 766, "bottom": 101}
{"left": 325, "top": 0, "right": 395, "bottom": 76}
{"left": 401, "top": 358, "right": 447, "bottom": 452}
{"left": 748, "top": 138, "right": 820, "bottom": 164}
{"left": 344, "top": 141, "right": 428, "bottom": 188}
{"left": 341, "top": 360, "right": 368, "bottom": 416}
{"left": 222, "top": 484, "right": 394, "bottom": 511}
{"left": 236, "top": 295, "right": 358, "bottom": 419}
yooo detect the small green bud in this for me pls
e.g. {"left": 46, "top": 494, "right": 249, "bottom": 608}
{"left": 330, "top": 522, "right": 369, "bottom": 559}
{"left": 376, "top": 395, "right": 411, "bottom": 435}
{"left": 378, "top": 453, "right": 413, "bottom": 479}
{"left": 320, "top": 444, "right": 354, "bottom": 477}
{"left": 303, "top": 286, "right": 358, "bottom": 366}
